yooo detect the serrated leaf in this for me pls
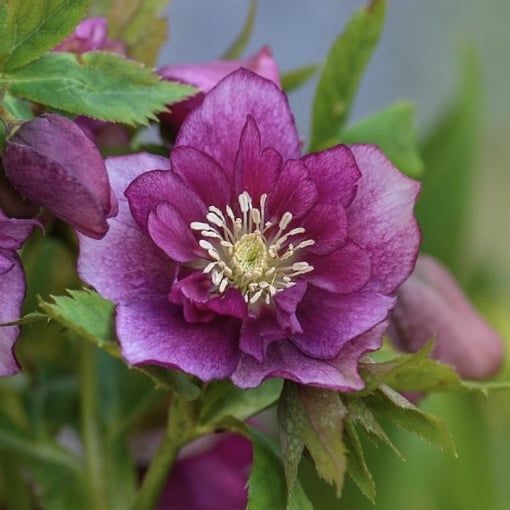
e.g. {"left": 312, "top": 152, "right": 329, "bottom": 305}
{"left": 341, "top": 101, "right": 424, "bottom": 177}
{"left": 200, "top": 378, "right": 283, "bottom": 424}
{"left": 221, "top": 0, "right": 257, "bottom": 59}
{"left": 2, "top": 52, "right": 196, "bottom": 125}
{"left": 279, "top": 383, "right": 348, "bottom": 497}
{"left": 343, "top": 421, "right": 375, "bottom": 502}
{"left": 278, "top": 382, "right": 307, "bottom": 494}
{"left": 107, "top": 0, "right": 168, "bottom": 67}
{"left": 135, "top": 365, "right": 200, "bottom": 401}
{"left": 248, "top": 426, "right": 313, "bottom": 510}
{"left": 39, "top": 289, "right": 117, "bottom": 350}
{"left": 0, "top": 311, "right": 49, "bottom": 327}
{"left": 416, "top": 50, "right": 481, "bottom": 273}
{"left": 309, "top": 0, "right": 386, "bottom": 151}
{"left": 344, "top": 396, "right": 403, "bottom": 459}
{"left": 0, "top": 0, "right": 89, "bottom": 72}
{"left": 281, "top": 63, "right": 319, "bottom": 93}
{"left": 366, "top": 385, "right": 457, "bottom": 456}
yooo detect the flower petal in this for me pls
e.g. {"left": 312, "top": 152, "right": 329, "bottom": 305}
{"left": 305, "top": 240, "right": 371, "bottom": 294}
{"left": 171, "top": 146, "right": 232, "bottom": 209}
{"left": 126, "top": 170, "right": 206, "bottom": 230}
{"left": 302, "top": 145, "right": 361, "bottom": 207}
{"left": 292, "top": 285, "right": 394, "bottom": 359}
{"left": 347, "top": 144, "right": 421, "bottom": 294}
{"left": 0, "top": 252, "right": 25, "bottom": 376}
{"left": 176, "top": 69, "right": 300, "bottom": 176}
{"left": 116, "top": 298, "right": 240, "bottom": 380}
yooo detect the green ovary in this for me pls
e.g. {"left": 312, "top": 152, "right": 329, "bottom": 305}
{"left": 233, "top": 233, "right": 268, "bottom": 274}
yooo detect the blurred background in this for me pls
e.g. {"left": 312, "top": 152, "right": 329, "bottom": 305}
{"left": 161, "top": 1, "right": 510, "bottom": 509}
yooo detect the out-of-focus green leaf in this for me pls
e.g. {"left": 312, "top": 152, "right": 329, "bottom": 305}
{"left": 341, "top": 101, "right": 424, "bottom": 177}
{"left": 366, "top": 385, "right": 457, "bottom": 455}
{"left": 2, "top": 93, "right": 33, "bottom": 120}
{"left": 247, "top": 426, "right": 312, "bottom": 510}
{"left": 0, "top": 0, "right": 89, "bottom": 71}
{"left": 2, "top": 52, "right": 196, "bottom": 125}
{"left": 221, "top": 0, "right": 257, "bottom": 59}
{"left": 281, "top": 63, "right": 319, "bottom": 93}
{"left": 135, "top": 365, "right": 201, "bottom": 401}
{"left": 309, "top": 0, "right": 386, "bottom": 151}
{"left": 200, "top": 378, "right": 283, "bottom": 424}
{"left": 343, "top": 422, "right": 375, "bottom": 503}
{"left": 415, "top": 50, "right": 481, "bottom": 273}
{"left": 106, "top": 0, "right": 168, "bottom": 67}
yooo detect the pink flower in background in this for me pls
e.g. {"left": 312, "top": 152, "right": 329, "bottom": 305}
{"left": 158, "top": 434, "right": 251, "bottom": 510}
{"left": 389, "top": 255, "right": 504, "bottom": 379}
{"left": 53, "top": 17, "right": 126, "bottom": 55}
{"left": 0, "top": 210, "right": 37, "bottom": 375}
{"left": 2, "top": 114, "right": 118, "bottom": 239}
{"left": 158, "top": 46, "right": 281, "bottom": 132}
{"left": 78, "top": 70, "right": 420, "bottom": 390}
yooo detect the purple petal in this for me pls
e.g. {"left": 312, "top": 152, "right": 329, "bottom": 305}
{"left": 302, "top": 145, "right": 361, "bottom": 207}
{"left": 232, "top": 322, "right": 386, "bottom": 391}
{"left": 233, "top": 116, "right": 282, "bottom": 202}
{"left": 176, "top": 69, "right": 300, "bottom": 174}
{"left": 116, "top": 298, "right": 240, "bottom": 380}
{"left": 0, "top": 252, "right": 25, "bottom": 376}
{"left": 148, "top": 203, "right": 202, "bottom": 263}
{"left": 347, "top": 145, "right": 421, "bottom": 294}
{"left": 292, "top": 285, "right": 394, "bottom": 359}
{"left": 305, "top": 241, "right": 371, "bottom": 294}
{"left": 0, "top": 210, "right": 38, "bottom": 251}
{"left": 126, "top": 170, "right": 206, "bottom": 231}
{"left": 266, "top": 159, "right": 318, "bottom": 221}
{"left": 301, "top": 202, "right": 347, "bottom": 255}
{"left": 206, "top": 288, "right": 248, "bottom": 319}
{"left": 171, "top": 146, "right": 231, "bottom": 209}
{"left": 274, "top": 281, "right": 307, "bottom": 333}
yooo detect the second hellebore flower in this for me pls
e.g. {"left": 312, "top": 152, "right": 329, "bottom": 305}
{"left": 78, "top": 70, "right": 421, "bottom": 390}
{"left": 2, "top": 114, "right": 118, "bottom": 239}
{"left": 0, "top": 209, "right": 37, "bottom": 375}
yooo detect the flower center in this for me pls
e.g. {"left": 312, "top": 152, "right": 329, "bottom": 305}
{"left": 190, "top": 191, "right": 315, "bottom": 305}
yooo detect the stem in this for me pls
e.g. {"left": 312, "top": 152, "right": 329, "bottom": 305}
{"left": 80, "top": 341, "right": 107, "bottom": 510}
{"left": 131, "top": 396, "right": 200, "bottom": 510}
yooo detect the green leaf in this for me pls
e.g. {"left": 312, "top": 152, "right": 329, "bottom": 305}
{"left": 106, "top": 0, "right": 168, "bottom": 67}
{"left": 200, "top": 378, "right": 283, "bottom": 424}
{"left": 343, "top": 421, "right": 376, "bottom": 503}
{"left": 279, "top": 383, "right": 348, "bottom": 497}
{"left": 2, "top": 52, "right": 196, "bottom": 125}
{"left": 248, "top": 426, "right": 313, "bottom": 510}
{"left": 344, "top": 396, "right": 403, "bottom": 459}
{"left": 39, "top": 289, "right": 117, "bottom": 351}
{"left": 221, "top": 0, "right": 258, "bottom": 59}
{"left": 366, "top": 385, "right": 457, "bottom": 456}
{"left": 415, "top": 50, "right": 481, "bottom": 273}
{"left": 2, "top": 92, "right": 33, "bottom": 120}
{"left": 0, "top": 0, "right": 90, "bottom": 72}
{"left": 0, "top": 311, "right": 48, "bottom": 327}
{"left": 281, "top": 63, "right": 319, "bottom": 93}
{"left": 135, "top": 365, "right": 201, "bottom": 401}
{"left": 341, "top": 101, "right": 424, "bottom": 177}
{"left": 309, "top": 0, "right": 386, "bottom": 151}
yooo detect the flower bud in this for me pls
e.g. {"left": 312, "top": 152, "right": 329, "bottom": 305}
{"left": 2, "top": 114, "right": 118, "bottom": 239}
{"left": 389, "top": 255, "right": 504, "bottom": 380}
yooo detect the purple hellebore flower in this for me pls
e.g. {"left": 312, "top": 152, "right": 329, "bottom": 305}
{"left": 78, "top": 69, "right": 421, "bottom": 390}
{"left": 0, "top": 209, "right": 37, "bottom": 375}
{"left": 389, "top": 255, "right": 504, "bottom": 380}
{"left": 158, "top": 434, "right": 251, "bottom": 510}
{"left": 158, "top": 46, "right": 281, "bottom": 131}
{"left": 2, "top": 114, "right": 118, "bottom": 239}
{"left": 53, "top": 17, "right": 126, "bottom": 55}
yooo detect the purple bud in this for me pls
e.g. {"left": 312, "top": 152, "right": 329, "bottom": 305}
{"left": 389, "top": 255, "right": 504, "bottom": 380}
{"left": 2, "top": 114, "right": 118, "bottom": 239}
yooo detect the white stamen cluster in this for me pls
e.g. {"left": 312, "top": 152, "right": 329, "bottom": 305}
{"left": 190, "top": 191, "right": 315, "bottom": 305}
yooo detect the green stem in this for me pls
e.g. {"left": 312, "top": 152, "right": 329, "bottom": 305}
{"left": 80, "top": 341, "right": 107, "bottom": 510}
{"left": 131, "top": 396, "right": 201, "bottom": 510}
